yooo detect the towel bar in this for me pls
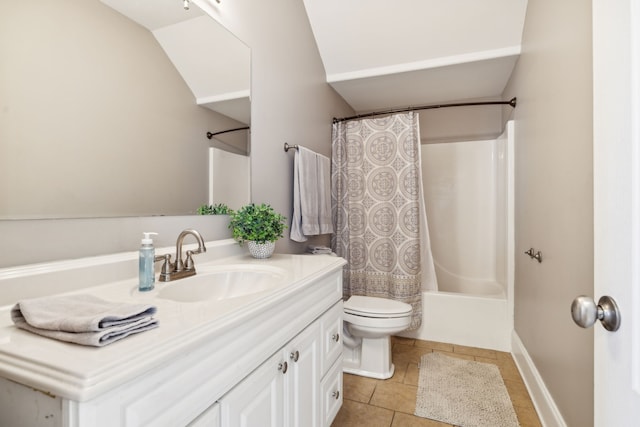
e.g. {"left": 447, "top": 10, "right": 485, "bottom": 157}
{"left": 284, "top": 142, "right": 299, "bottom": 152}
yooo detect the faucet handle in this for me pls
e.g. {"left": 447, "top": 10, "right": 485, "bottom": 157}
{"left": 185, "top": 250, "right": 196, "bottom": 270}
{"left": 154, "top": 254, "right": 173, "bottom": 280}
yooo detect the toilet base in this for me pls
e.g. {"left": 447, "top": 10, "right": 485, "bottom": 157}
{"left": 342, "top": 335, "right": 395, "bottom": 379}
{"left": 343, "top": 362, "right": 396, "bottom": 380}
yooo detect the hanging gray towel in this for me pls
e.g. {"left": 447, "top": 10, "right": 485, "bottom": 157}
{"left": 316, "top": 153, "right": 333, "bottom": 235}
{"left": 291, "top": 146, "right": 333, "bottom": 242}
{"left": 11, "top": 294, "right": 158, "bottom": 347}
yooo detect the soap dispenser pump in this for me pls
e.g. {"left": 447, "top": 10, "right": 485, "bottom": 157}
{"left": 139, "top": 232, "right": 158, "bottom": 292}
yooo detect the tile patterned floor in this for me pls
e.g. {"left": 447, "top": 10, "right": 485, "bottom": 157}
{"left": 331, "top": 337, "right": 542, "bottom": 427}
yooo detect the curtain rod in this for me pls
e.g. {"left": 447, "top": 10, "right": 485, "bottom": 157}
{"left": 206, "top": 126, "right": 250, "bottom": 139}
{"left": 332, "top": 97, "right": 517, "bottom": 124}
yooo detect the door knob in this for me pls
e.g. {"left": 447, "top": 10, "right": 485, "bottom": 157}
{"left": 571, "top": 295, "right": 621, "bottom": 331}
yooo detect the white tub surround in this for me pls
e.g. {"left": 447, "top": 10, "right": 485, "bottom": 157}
{"left": 401, "top": 122, "right": 515, "bottom": 352}
{"left": 0, "top": 239, "right": 346, "bottom": 427}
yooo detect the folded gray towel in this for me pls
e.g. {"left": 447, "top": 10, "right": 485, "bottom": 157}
{"left": 11, "top": 294, "right": 158, "bottom": 347}
{"left": 11, "top": 315, "right": 158, "bottom": 347}
{"left": 306, "top": 245, "right": 333, "bottom": 255}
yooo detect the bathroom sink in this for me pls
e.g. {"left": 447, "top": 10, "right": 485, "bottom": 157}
{"left": 156, "top": 264, "right": 288, "bottom": 303}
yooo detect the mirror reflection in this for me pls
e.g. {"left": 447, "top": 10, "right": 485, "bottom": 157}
{"left": 0, "top": 0, "right": 250, "bottom": 219}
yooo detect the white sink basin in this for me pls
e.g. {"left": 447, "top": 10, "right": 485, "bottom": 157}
{"left": 156, "top": 264, "right": 288, "bottom": 303}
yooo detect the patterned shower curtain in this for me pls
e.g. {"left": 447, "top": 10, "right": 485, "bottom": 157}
{"left": 331, "top": 112, "right": 437, "bottom": 329}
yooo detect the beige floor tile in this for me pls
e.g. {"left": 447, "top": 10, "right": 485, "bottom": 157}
{"left": 504, "top": 378, "right": 536, "bottom": 409}
{"left": 391, "top": 412, "right": 453, "bottom": 426}
{"left": 369, "top": 381, "right": 418, "bottom": 414}
{"left": 338, "top": 339, "right": 542, "bottom": 427}
{"left": 515, "top": 404, "right": 543, "bottom": 427}
{"left": 388, "top": 362, "right": 408, "bottom": 383}
{"left": 496, "top": 351, "right": 513, "bottom": 362}
{"left": 403, "top": 363, "right": 420, "bottom": 386}
{"left": 392, "top": 336, "right": 415, "bottom": 346}
{"left": 498, "top": 356, "right": 523, "bottom": 382}
{"left": 332, "top": 399, "right": 394, "bottom": 427}
{"left": 477, "top": 352, "right": 522, "bottom": 382}
{"left": 412, "top": 340, "right": 454, "bottom": 353}
{"left": 392, "top": 344, "right": 433, "bottom": 365}
{"left": 343, "top": 374, "right": 378, "bottom": 403}
{"left": 453, "top": 344, "right": 498, "bottom": 359}
{"left": 474, "top": 354, "right": 520, "bottom": 382}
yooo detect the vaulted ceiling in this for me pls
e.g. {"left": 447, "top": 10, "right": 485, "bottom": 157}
{"left": 302, "top": 0, "right": 528, "bottom": 113}
{"left": 101, "top": 0, "right": 527, "bottom": 122}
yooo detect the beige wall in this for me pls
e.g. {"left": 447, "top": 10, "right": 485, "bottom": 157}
{"left": 502, "top": 1, "right": 594, "bottom": 426}
{"left": 419, "top": 100, "right": 505, "bottom": 144}
{"left": 0, "top": 0, "right": 352, "bottom": 266}
{"left": 210, "top": 0, "right": 354, "bottom": 254}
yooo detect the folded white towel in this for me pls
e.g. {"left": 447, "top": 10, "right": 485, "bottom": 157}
{"left": 11, "top": 294, "right": 158, "bottom": 347}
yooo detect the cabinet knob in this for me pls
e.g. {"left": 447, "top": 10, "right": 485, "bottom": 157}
{"left": 332, "top": 333, "right": 340, "bottom": 342}
{"left": 290, "top": 350, "right": 300, "bottom": 362}
{"left": 332, "top": 390, "right": 340, "bottom": 399}
{"left": 278, "top": 361, "right": 288, "bottom": 374}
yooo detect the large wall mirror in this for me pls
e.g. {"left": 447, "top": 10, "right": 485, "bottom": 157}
{"left": 0, "top": 0, "right": 250, "bottom": 219}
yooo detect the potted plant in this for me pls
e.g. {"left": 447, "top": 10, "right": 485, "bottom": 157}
{"left": 196, "top": 203, "right": 233, "bottom": 215}
{"left": 229, "top": 203, "right": 287, "bottom": 258}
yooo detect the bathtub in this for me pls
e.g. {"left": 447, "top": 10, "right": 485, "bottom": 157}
{"left": 400, "top": 122, "right": 514, "bottom": 352}
{"left": 399, "top": 276, "right": 511, "bottom": 352}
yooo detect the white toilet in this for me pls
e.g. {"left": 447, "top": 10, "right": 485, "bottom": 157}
{"left": 342, "top": 295, "right": 413, "bottom": 379}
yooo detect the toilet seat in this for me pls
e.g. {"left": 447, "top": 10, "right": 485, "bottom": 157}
{"left": 344, "top": 296, "right": 412, "bottom": 318}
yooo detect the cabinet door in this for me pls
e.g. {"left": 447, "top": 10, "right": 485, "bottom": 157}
{"left": 187, "top": 402, "right": 220, "bottom": 427}
{"left": 219, "top": 352, "right": 286, "bottom": 427}
{"left": 285, "top": 321, "right": 321, "bottom": 427}
{"left": 320, "top": 301, "right": 343, "bottom": 374}
{"left": 321, "top": 358, "right": 343, "bottom": 427}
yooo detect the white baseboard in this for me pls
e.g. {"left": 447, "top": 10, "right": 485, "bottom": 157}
{"left": 511, "top": 331, "right": 567, "bottom": 427}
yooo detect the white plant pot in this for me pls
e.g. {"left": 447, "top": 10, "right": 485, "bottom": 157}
{"left": 247, "top": 241, "right": 276, "bottom": 259}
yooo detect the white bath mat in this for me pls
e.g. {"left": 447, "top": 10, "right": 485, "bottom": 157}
{"left": 415, "top": 352, "right": 519, "bottom": 427}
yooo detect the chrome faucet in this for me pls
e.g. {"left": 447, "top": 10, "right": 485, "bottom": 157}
{"left": 156, "top": 229, "right": 207, "bottom": 282}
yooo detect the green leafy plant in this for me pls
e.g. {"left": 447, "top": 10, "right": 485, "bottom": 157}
{"left": 197, "top": 203, "right": 233, "bottom": 215}
{"left": 229, "top": 203, "right": 287, "bottom": 244}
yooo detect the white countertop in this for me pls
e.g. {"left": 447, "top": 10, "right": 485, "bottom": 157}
{"left": 0, "top": 242, "right": 346, "bottom": 402}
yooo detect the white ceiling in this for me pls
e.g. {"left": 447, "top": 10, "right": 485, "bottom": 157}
{"left": 302, "top": 0, "right": 528, "bottom": 113}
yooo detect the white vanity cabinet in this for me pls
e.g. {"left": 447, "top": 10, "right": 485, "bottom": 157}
{"left": 218, "top": 349, "right": 286, "bottom": 426}
{"left": 0, "top": 250, "right": 346, "bottom": 427}
{"left": 319, "top": 302, "right": 344, "bottom": 424}
{"left": 219, "top": 301, "right": 342, "bottom": 427}
{"left": 187, "top": 403, "right": 221, "bottom": 427}
{"left": 285, "top": 319, "right": 322, "bottom": 427}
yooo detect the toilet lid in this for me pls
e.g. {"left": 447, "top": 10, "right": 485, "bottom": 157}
{"left": 344, "top": 296, "right": 413, "bottom": 318}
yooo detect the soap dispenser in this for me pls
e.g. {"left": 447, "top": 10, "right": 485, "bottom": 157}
{"left": 139, "top": 232, "right": 158, "bottom": 292}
